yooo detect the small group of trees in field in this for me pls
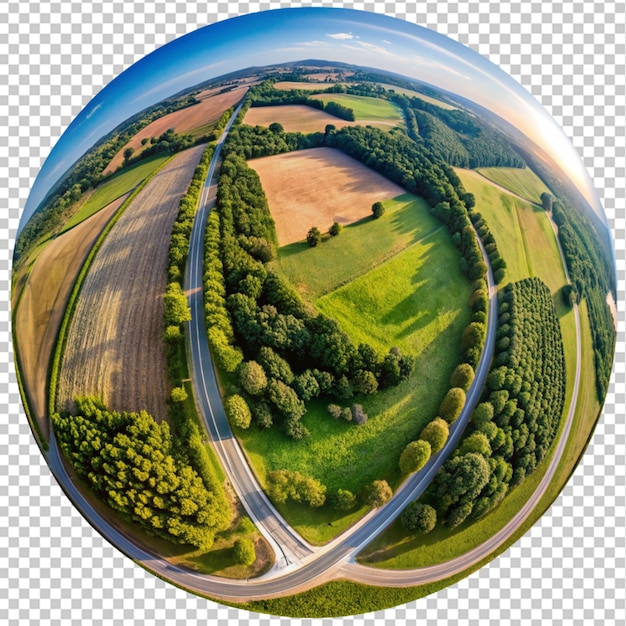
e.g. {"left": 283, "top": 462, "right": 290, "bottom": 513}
{"left": 306, "top": 221, "right": 343, "bottom": 247}
{"left": 265, "top": 468, "right": 393, "bottom": 513}
{"left": 407, "top": 277, "right": 566, "bottom": 531}
{"left": 52, "top": 396, "right": 232, "bottom": 549}
{"left": 327, "top": 402, "right": 368, "bottom": 425}
{"left": 468, "top": 211, "right": 507, "bottom": 284}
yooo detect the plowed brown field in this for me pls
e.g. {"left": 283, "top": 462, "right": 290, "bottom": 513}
{"left": 242, "top": 105, "right": 357, "bottom": 133}
{"left": 248, "top": 147, "right": 405, "bottom": 246}
{"left": 103, "top": 87, "right": 246, "bottom": 175}
{"left": 57, "top": 145, "right": 206, "bottom": 420}
{"left": 14, "top": 195, "right": 126, "bottom": 438}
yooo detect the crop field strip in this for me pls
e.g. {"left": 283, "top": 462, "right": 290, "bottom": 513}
{"left": 56, "top": 145, "right": 206, "bottom": 421}
{"left": 248, "top": 147, "right": 405, "bottom": 246}
{"left": 13, "top": 197, "right": 125, "bottom": 439}
{"left": 242, "top": 104, "right": 358, "bottom": 134}
{"left": 103, "top": 87, "right": 246, "bottom": 175}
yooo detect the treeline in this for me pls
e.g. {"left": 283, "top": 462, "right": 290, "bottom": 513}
{"left": 469, "top": 210, "right": 507, "bottom": 284}
{"left": 164, "top": 143, "right": 216, "bottom": 382}
{"left": 389, "top": 93, "right": 526, "bottom": 169}
{"left": 552, "top": 199, "right": 616, "bottom": 399}
{"left": 123, "top": 128, "right": 196, "bottom": 167}
{"left": 52, "top": 396, "right": 232, "bottom": 548}
{"left": 210, "top": 151, "right": 413, "bottom": 440}
{"left": 15, "top": 94, "right": 199, "bottom": 262}
{"left": 414, "top": 278, "right": 566, "bottom": 530}
{"left": 246, "top": 81, "right": 355, "bottom": 121}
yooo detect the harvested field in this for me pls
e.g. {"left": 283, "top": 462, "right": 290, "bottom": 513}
{"left": 103, "top": 87, "right": 246, "bottom": 175}
{"left": 242, "top": 105, "right": 357, "bottom": 134}
{"left": 57, "top": 145, "right": 206, "bottom": 421}
{"left": 248, "top": 147, "right": 405, "bottom": 246}
{"left": 14, "top": 196, "right": 125, "bottom": 438}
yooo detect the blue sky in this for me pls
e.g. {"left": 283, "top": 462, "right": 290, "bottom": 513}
{"left": 22, "top": 7, "right": 601, "bottom": 228}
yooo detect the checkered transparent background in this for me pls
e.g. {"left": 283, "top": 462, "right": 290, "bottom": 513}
{"left": 1, "top": 1, "right": 624, "bottom": 624}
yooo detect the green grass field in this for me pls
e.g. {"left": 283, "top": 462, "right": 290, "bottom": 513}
{"left": 238, "top": 222, "right": 472, "bottom": 544}
{"left": 273, "top": 193, "right": 441, "bottom": 300}
{"left": 309, "top": 93, "right": 404, "bottom": 126}
{"left": 60, "top": 155, "right": 170, "bottom": 233}
{"left": 315, "top": 230, "right": 469, "bottom": 356}
{"left": 476, "top": 166, "right": 551, "bottom": 205}
{"left": 376, "top": 83, "right": 458, "bottom": 110}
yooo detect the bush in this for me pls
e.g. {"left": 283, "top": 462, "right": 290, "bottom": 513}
{"left": 419, "top": 417, "right": 449, "bottom": 454}
{"left": 450, "top": 363, "right": 475, "bottom": 391}
{"left": 225, "top": 394, "right": 252, "bottom": 429}
{"left": 307, "top": 226, "right": 322, "bottom": 247}
{"left": 233, "top": 538, "right": 256, "bottom": 566}
{"left": 327, "top": 403, "right": 342, "bottom": 419}
{"left": 372, "top": 201, "right": 385, "bottom": 219}
{"left": 401, "top": 502, "right": 437, "bottom": 534}
{"left": 439, "top": 387, "right": 466, "bottom": 424}
{"left": 169, "top": 386, "right": 188, "bottom": 403}
{"left": 329, "top": 221, "right": 342, "bottom": 236}
{"left": 363, "top": 480, "right": 392, "bottom": 508}
{"left": 238, "top": 360, "right": 267, "bottom": 396}
{"left": 399, "top": 440, "right": 431, "bottom": 474}
{"left": 333, "top": 489, "right": 357, "bottom": 511}
{"left": 351, "top": 404, "right": 368, "bottom": 425}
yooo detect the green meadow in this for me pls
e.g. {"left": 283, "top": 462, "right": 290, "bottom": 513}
{"left": 273, "top": 193, "right": 441, "bottom": 300}
{"left": 61, "top": 154, "right": 170, "bottom": 233}
{"left": 310, "top": 93, "right": 404, "bottom": 125}
{"left": 476, "top": 166, "right": 551, "bottom": 205}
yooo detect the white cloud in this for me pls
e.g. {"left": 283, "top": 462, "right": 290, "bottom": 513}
{"left": 328, "top": 32, "right": 356, "bottom": 40}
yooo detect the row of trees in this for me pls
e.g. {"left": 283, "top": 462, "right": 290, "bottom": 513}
{"left": 415, "top": 277, "right": 566, "bottom": 530}
{"left": 266, "top": 468, "right": 394, "bottom": 512}
{"left": 164, "top": 142, "right": 216, "bottom": 380}
{"left": 210, "top": 150, "right": 414, "bottom": 440}
{"left": 52, "top": 397, "right": 232, "bottom": 549}
{"left": 468, "top": 211, "right": 507, "bottom": 284}
{"left": 552, "top": 199, "right": 616, "bottom": 399}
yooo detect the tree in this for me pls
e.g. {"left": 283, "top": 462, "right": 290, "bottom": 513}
{"left": 439, "top": 387, "right": 466, "bottom": 423}
{"left": 333, "top": 489, "right": 357, "bottom": 511}
{"left": 401, "top": 502, "right": 437, "bottom": 534}
{"left": 329, "top": 221, "right": 342, "bottom": 236}
{"left": 225, "top": 394, "right": 252, "bottom": 429}
{"left": 450, "top": 363, "right": 475, "bottom": 391}
{"left": 164, "top": 282, "right": 191, "bottom": 326}
{"left": 419, "top": 417, "right": 449, "bottom": 454}
{"left": 306, "top": 226, "right": 322, "bottom": 247}
{"left": 233, "top": 538, "right": 256, "bottom": 565}
{"left": 352, "top": 369, "right": 378, "bottom": 395}
{"left": 364, "top": 480, "right": 392, "bottom": 508}
{"left": 540, "top": 191, "right": 553, "bottom": 212}
{"left": 399, "top": 440, "right": 431, "bottom": 474}
{"left": 350, "top": 404, "right": 368, "bottom": 425}
{"left": 123, "top": 147, "right": 135, "bottom": 162}
{"left": 238, "top": 360, "right": 267, "bottom": 396}
{"left": 268, "top": 122, "right": 284, "bottom": 134}
{"left": 327, "top": 403, "right": 342, "bottom": 419}
{"left": 472, "top": 402, "right": 494, "bottom": 427}
{"left": 457, "top": 432, "right": 492, "bottom": 458}
{"left": 169, "top": 386, "right": 188, "bottom": 403}
{"left": 372, "top": 201, "right": 385, "bottom": 219}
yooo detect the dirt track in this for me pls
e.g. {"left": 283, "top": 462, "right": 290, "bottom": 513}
{"left": 57, "top": 145, "right": 205, "bottom": 420}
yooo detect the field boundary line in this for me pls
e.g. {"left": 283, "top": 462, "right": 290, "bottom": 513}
{"left": 46, "top": 154, "right": 176, "bottom": 417}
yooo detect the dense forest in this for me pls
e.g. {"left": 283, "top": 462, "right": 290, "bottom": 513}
{"left": 52, "top": 396, "right": 232, "bottom": 548}
{"left": 422, "top": 278, "right": 566, "bottom": 529}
